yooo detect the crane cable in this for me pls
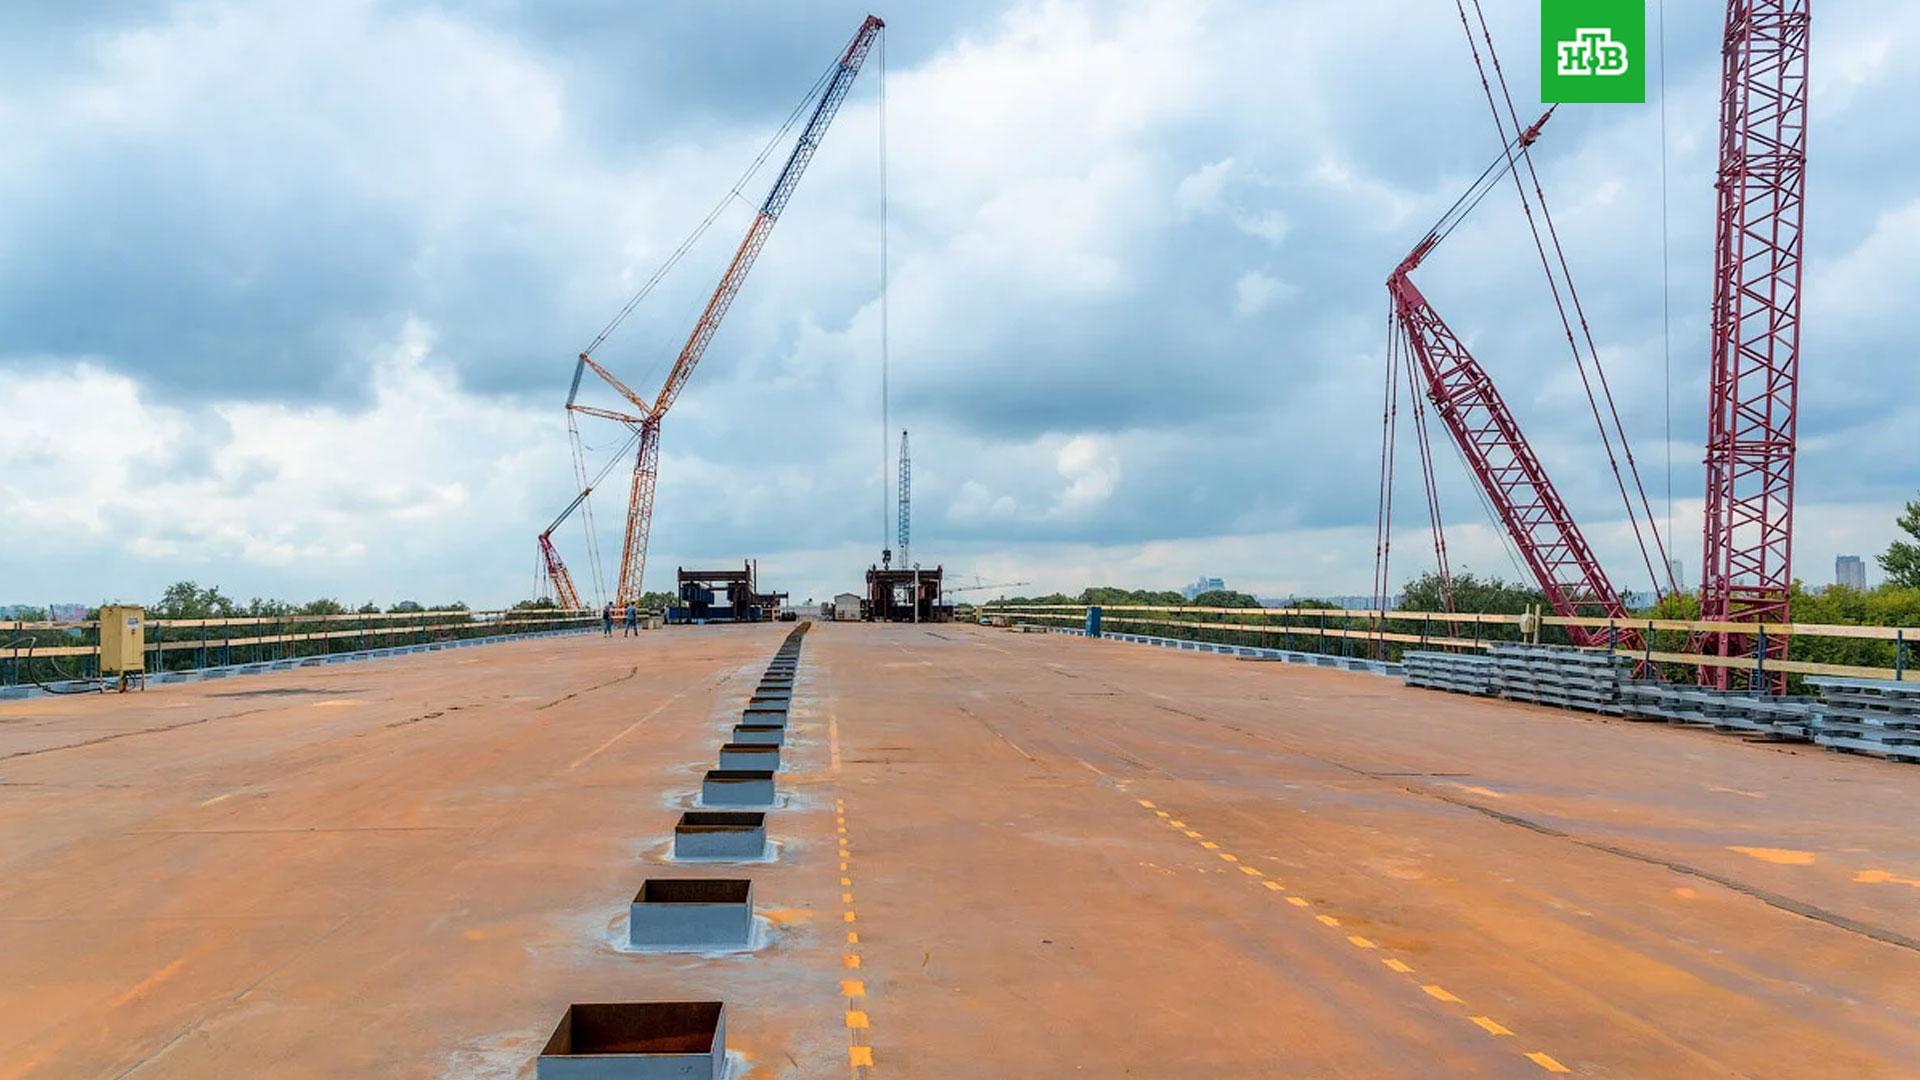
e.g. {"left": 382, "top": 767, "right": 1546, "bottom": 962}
{"left": 1456, "top": 0, "right": 1675, "bottom": 600}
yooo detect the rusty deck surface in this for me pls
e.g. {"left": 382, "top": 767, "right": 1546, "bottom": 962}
{"left": 1, "top": 622, "right": 1917, "bottom": 1078}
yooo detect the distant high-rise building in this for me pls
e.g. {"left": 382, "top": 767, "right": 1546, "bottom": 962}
{"left": 1835, "top": 555, "right": 1867, "bottom": 591}
{"left": 1667, "top": 559, "right": 1684, "bottom": 590}
{"left": 1181, "top": 576, "right": 1225, "bottom": 600}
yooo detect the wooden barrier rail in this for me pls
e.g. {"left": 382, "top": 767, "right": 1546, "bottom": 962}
{"left": 2, "top": 610, "right": 597, "bottom": 667}
{"left": 987, "top": 604, "right": 1916, "bottom": 682}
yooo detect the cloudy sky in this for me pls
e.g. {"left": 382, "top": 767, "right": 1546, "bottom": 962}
{"left": 2, "top": 0, "right": 1914, "bottom": 609}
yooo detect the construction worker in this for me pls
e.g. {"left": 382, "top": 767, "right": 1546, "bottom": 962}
{"left": 623, "top": 601, "right": 639, "bottom": 637}
{"left": 601, "top": 602, "right": 613, "bottom": 637}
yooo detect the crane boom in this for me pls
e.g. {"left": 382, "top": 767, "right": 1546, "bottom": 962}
{"left": 570, "top": 15, "right": 884, "bottom": 606}
{"left": 1384, "top": 108, "right": 1638, "bottom": 650}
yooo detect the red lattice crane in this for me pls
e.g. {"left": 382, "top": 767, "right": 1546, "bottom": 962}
{"left": 547, "top": 15, "right": 885, "bottom": 608}
{"left": 1694, "top": 1, "right": 1810, "bottom": 691}
{"left": 1386, "top": 114, "right": 1635, "bottom": 648}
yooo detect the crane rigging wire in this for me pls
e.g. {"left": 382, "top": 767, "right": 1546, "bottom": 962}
{"left": 552, "top": 41, "right": 853, "bottom": 604}
{"left": 1456, "top": 0, "right": 1676, "bottom": 599}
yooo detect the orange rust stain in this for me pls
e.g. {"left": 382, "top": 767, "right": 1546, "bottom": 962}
{"left": 111, "top": 956, "right": 187, "bottom": 1009}
{"left": 1727, "top": 846, "right": 1815, "bottom": 866}
{"left": 1854, "top": 869, "right": 1920, "bottom": 888}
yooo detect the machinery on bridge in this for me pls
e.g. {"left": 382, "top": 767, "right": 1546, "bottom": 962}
{"left": 1378, "top": 0, "right": 1809, "bottom": 690}
{"left": 539, "top": 15, "right": 886, "bottom": 610}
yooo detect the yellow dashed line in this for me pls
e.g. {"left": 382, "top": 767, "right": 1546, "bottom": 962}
{"left": 838, "top": 798, "right": 873, "bottom": 1074}
{"left": 1134, "top": 797, "right": 1571, "bottom": 1071}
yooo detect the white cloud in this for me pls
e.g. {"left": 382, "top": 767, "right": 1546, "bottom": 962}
{"left": 1234, "top": 270, "right": 1294, "bottom": 317}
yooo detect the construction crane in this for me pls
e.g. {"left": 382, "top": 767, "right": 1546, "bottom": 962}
{"left": 1378, "top": 2, "right": 1676, "bottom": 650}
{"left": 1383, "top": 116, "right": 1634, "bottom": 648}
{"left": 897, "top": 430, "right": 910, "bottom": 568}
{"left": 548, "top": 15, "right": 886, "bottom": 608}
{"left": 1693, "top": 0, "right": 1810, "bottom": 692}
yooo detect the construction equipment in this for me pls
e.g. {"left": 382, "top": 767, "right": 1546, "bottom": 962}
{"left": 896, "top": 430, "right": 910, "bottom": 570}
{"left": 1377, "top": 2, "right": 1676, "bottom": 651}
{"left": 1693, "top": 0, "right": 1811, "bottom": 691}
{"left": 551, "top": 15, "right": 885, "bottom": 608}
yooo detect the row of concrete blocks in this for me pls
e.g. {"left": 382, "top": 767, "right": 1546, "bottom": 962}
{"left": 538, "top": 625, "right": 810, "bottom": 1078}
{"left": 1038, "top": 624, "right": 1405, "bottom": 676}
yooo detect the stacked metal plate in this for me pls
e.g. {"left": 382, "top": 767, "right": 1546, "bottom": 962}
{"left": 1402, "top": 650, "right": 1499, "bottom": 695}
{"left": 1483, "top": 643, "right": 1633, "bottom": 714}
{"left": 1617, "top": 681, "right": 1819, "bottom": 738}
{"left": 1806, "top": 678, "right": 1920, "bottom": 763}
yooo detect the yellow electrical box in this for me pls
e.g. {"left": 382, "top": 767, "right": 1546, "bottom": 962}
{"left": 99, "top": 605, "right": 146, "bottom": 675}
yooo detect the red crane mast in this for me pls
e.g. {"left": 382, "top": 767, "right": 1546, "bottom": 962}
{"left": 1695, "top": 1, "right": 1810, "bottom": 691}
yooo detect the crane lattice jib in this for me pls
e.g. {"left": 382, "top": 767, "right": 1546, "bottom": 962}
{"left": 538, "top": 533, "right": 583, "bottom": 611}
{"left": 897, "top": 430, "right": 910, "bottom": 566}
{"left": 595, "top": 15, "right": 882, "bottom": 606}
{"left": 1696, "top": 0, "right": 1809, "bottom": 692}
{"left": 1389, "top": 269, "right": 1635, "bottom": 649}
{"left": 650, "top": 15, "right": 884, "bottom": 423}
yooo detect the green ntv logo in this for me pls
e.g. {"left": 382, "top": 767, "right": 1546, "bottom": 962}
{"left": 1541, "top": 0, "right": 1646, "bottom": 104}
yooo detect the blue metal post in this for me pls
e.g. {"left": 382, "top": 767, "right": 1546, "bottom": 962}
{"left": 1085, "top": 606, "right": 1102, "bottom": 638}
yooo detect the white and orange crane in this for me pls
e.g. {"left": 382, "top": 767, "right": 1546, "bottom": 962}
{"left": 541, "top": 15, "right": 885, "bottom": 608}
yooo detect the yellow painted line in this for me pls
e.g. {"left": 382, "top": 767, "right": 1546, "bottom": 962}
{"left": 846, "top": 1010, "right": 870, "bottom": 1029}
{"left": 1169, "top": 820, "right": 1186, "bottom": 828}
{"left": 840, "top": 861, "right": 849, "bottom": 871}
{"left": 1183, "top": 830, "right": 1202, "bottom": 838}
{"left": 844, "top": 911, "right": 857, "bottom": 923}
{"left": 1154, "top": 810, "right": 1170, "bottom": 818}
{"left": 1727, "top": 845, "right": 1814, "bottom": 866}
{"left": 198, "top": 792, "right": 234, "bottom": 808}
{"left": 1137, "top": 799, "right": 1156, "bottom": 808}
{"left": 844, "top": 954, "right": 861, "bottom": 968}
{"left": 1470, "top": 1016, "right": 1513, "bottom": 1036}
{"left": 847, "top": 931, "right": 859, "bottom": 944}
{"left": 1526, "top": 1051, "right": 1570, "bottom": 1073}
{"left": 1218, "top": 852, "right": 1238, "bottom": 863}
{"left": 1287, "top": 896, "right": 1309, "bottom": 907}
{"left": 842, "top": 876, "right": 853, "bottom": 886}
{"left": 1347, "top": 936, "right": 1376, "bottom": 949}
{"left": 1422, "top": 984, "right": 1463, "bottom": 1004}
{"left": 841, "top": 979, "right": 866, "bottom": 997}
{"left": 1316, "top": 915, "right": 1341, "bottom": 927}
{"left": 1383, "top": 958, "right": 1414, "bottom": 973}
{"left": 837, "top": 825, "right": 847, "bottom": 834}
{"left": 1262, "top": 881, "right": 1284, "bottom": 891}
{"left": 1201, "top": 841, "right": 1219, "bottom": 850}
{"left": 849, "top": 1046, "right": 874, "bottom": 1067}
{"left": 843, "top": 892, "right": 854, "bottom": 903}
{"left": 1238, "top": 865, "right": 1263, "bottom": 876}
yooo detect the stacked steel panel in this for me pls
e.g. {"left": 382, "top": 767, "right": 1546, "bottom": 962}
{"left": 1806, "top": 679, "right": 1920, "bottom": 763}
